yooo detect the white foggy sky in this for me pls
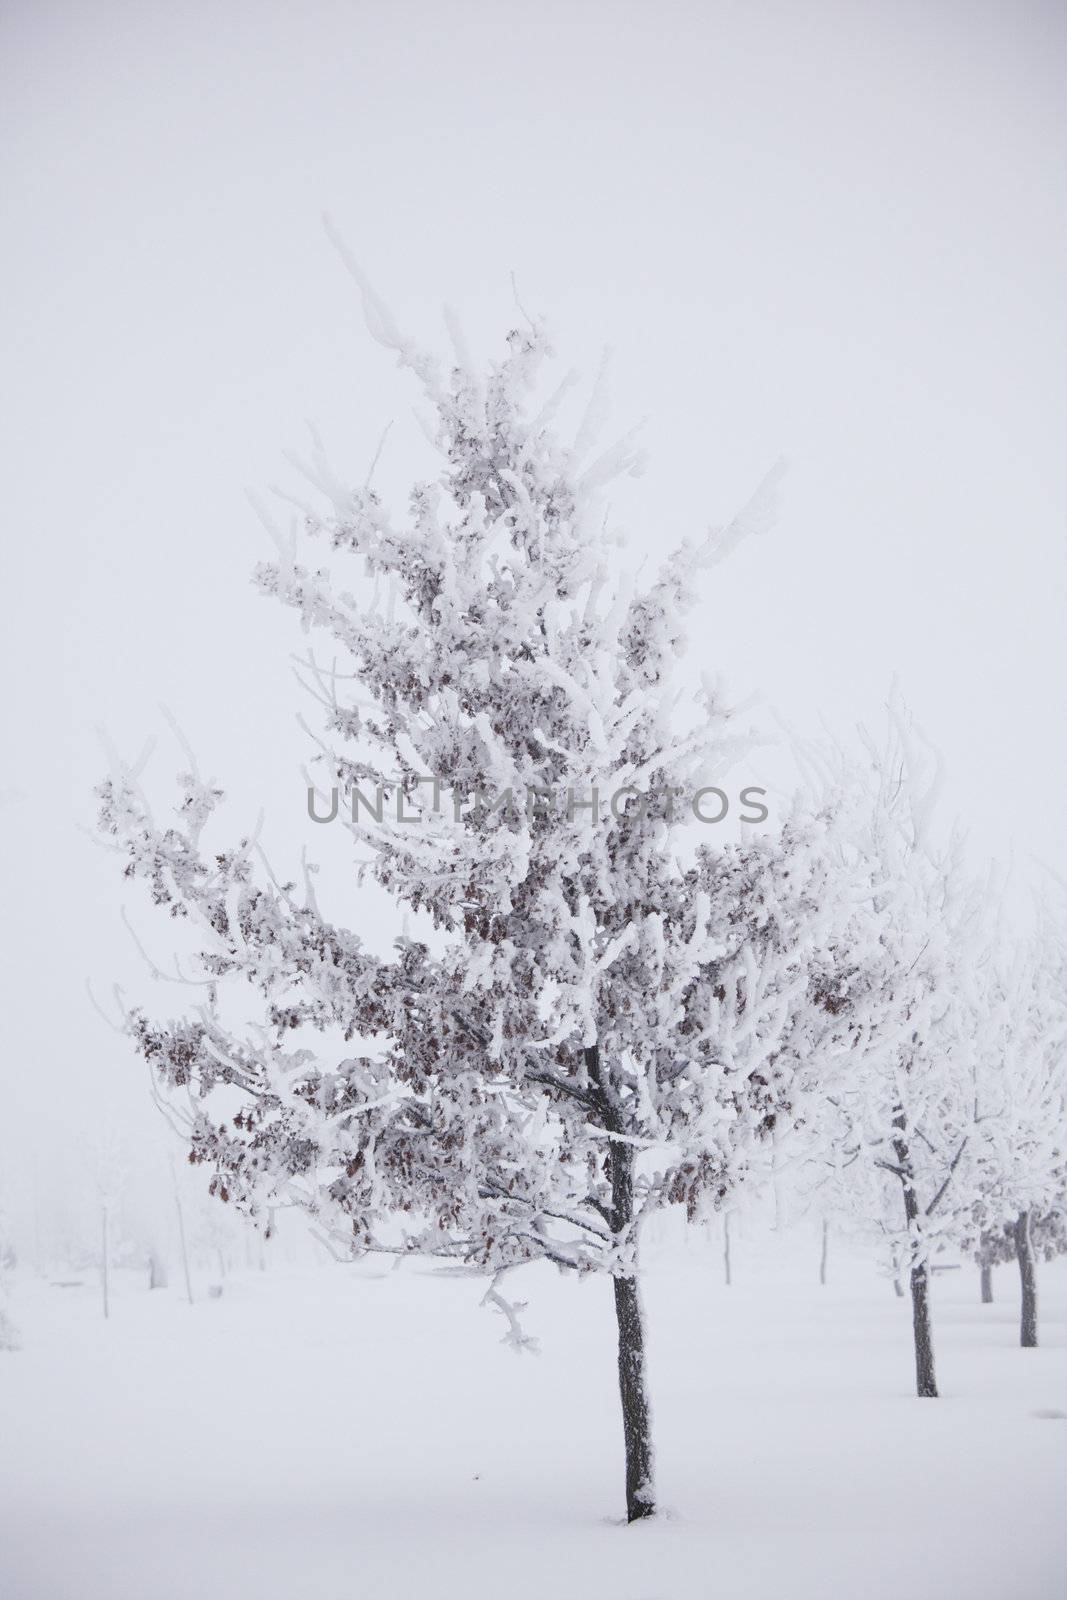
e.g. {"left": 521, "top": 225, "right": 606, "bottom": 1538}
{"left": 2, "top": 1, "right": 1065, "bottom": 1212}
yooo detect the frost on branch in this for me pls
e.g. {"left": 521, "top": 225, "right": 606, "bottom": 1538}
{"left": 96, "top": 269, "right": 836, "bottom": 1520}
{"left": 796, "top": 703, "right": 992, "bottom": 1395}
{"left": 97, "top": 286, "right": 835, "bottom": 1277}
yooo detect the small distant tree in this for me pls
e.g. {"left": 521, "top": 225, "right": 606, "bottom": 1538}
{"left": 969, "top": 1218, "right": 1012, "bottom": 1303}
{"left": 967, "top": 1208, "right": 1066, "bottom": 1311}
{"left": 808, "top": 707, "right": 985, "bottom": 1397}
{"left": 147, "top": 1247, "right": 168, "bottom": 1290}
{"left": 95, "top": 249, "right": 843, "bottom": 1521}
{"left": 90, "top": 1128, "right": 126, "bottom": 1321}
{"left": 968, "top": 937, "right": 1066, "bottom": 1346}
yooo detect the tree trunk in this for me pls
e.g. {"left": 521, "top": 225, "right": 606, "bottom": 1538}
{"left": 893, "top": 1111, "right": 937, "bottom": 1397}
{"left": 1014, "top": 1210, "right": 1038, "bottom": 1348}
{"left": 612, "top": 1268, "right": 654, "bottom": 1523}
{"left": 892, "top": 1276, "right": 905, "bottom": 1298}
{"left": 171, "top": 1158, "right": 194, "bottom": 1306}
{"left": 908, "top": 1262, "right": 937, "bottom": 1396}
{"left": 609, "top": 1138, "right": 654, "bottom": 1521}
{"left": 723, "top": 1211, "right": 732, "bottom": 1287}
{"left": 819, "top": 1219, "right": 829, "bottom": 1286}
{"left": 980, "top": 1261, "right": 993, "bottom": 1304}
{"left": 593, "top": 1041, "right": 655, "bottom": 1524}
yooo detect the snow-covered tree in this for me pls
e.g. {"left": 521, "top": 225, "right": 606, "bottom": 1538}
{"left": 804, "top": 707, "right": 986, "bottom": 1397}
{"left": 95, "top": 250, "right": 843, "bottom": 1521}
{"left": 146, "top": 1247, "right": 168, "bottom": 1291}
{"left": 966, "top": 934, "right": 1066, "bottom": 1345}
{"left": 967, "top": 1206, "right": 1067, "bottom": 1307}
{"left": 89, "top": 1127, "right": 127, "bottom": 1321}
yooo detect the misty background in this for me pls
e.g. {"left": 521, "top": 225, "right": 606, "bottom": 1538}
{"left": 2, "top": 0, "right": 1065, "bottom": 1257}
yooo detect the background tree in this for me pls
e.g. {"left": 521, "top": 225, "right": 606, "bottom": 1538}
{"left": 967, "top": 935, "right": 1066, "bottom": 1347}
{"left": 804, "top": 707, "right": 985, "bottom": 1397}
{"left": 88, "top": 1126, "right": 126, "bottom": 1322}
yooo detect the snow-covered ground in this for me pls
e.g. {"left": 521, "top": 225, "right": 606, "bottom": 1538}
{"left": 3, "top": 1224, "right": 1065, "bottom": 1600}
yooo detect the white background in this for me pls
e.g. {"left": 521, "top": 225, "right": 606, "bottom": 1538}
{"left": 2, "top": 0, "right": 1065, "bottom": 1212}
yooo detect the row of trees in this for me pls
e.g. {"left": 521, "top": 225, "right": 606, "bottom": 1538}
{"left": 786, "top": 724, "right": 1067, "bottom": 1395}
{"left": 0, "top": 1146, "right": 281, "bottom": 1321}
{"left": 93, "top": 263, "right": 1064, "bottom": 1523}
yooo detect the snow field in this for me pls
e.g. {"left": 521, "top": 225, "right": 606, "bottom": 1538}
{"left": 2, "top": 1225, "right": 1064, "bottom": 1600}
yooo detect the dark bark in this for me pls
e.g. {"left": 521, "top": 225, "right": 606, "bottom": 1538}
{"left": 892, "top": 1112, "right": 938, "bottom": 1397}
{"left": 980, "top": 1261, "right": 993, "bottom": 1304}
{"left": 590, "top": 1043, "right": 655, "bottom": 1522}
{"left": 1014, "top": 1211, "right": 1038, "bottom": 1348}
{"left": 612, "top": 1264, "right": 654, "bottom": 1522}
{"left": 908, "top": 1262, "right": 938, "bottom": 1396}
